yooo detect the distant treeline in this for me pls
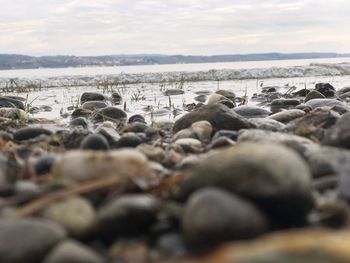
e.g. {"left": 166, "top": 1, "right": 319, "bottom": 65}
{"left": 0, "top": 52, "right": 349, "bottom": 70}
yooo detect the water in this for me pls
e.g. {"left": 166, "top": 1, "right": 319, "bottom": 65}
{"left": 1, "top": 57, "right": 350, "bottom": 78}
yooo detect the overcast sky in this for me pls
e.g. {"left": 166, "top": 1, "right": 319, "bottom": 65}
{"left": 0, "top": 0, "right": 349, "bottom": 56}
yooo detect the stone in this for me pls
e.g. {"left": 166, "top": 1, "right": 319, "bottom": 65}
{"left": 268, "top": 109, "right": 306, "bottom": 123}
{"left": 128, "top": 114, "right": 146, "bottom": 124}
{"left": 270, "top": 99, "right": 300, "bottom": 113}
{"left": 233, "top": 106, "right": 271, "bottom": 119}
{"left": 52, "top": 149, "right": 151, "bottom": 183}
{"left": 175, "top": 138, "right": 202, "bottom": 153}
{"left": 210, "top": 136, "right": 236, "bottom": 149}
{"left": 304, "top": 90, "right": 326, "bottom": 102}
{"left": 164, "top": 89, "right": 185, "bottom": 96}
{"left": 191, "top": 121, "right": 213, "bottom": 142}
{"left": 336, "top": 86, "right": 350, "bottom": 96}
{"left": 305, "top": 98, "right": 347, "bottom": 110}
{"left": 194, "top": 94, "right": 207, "bottom": 103}
{"left": 0, "top": 107, "right": 27, "bottom": 119}
{"left": 71, "top": 108, "right": 92, "bottom": 118}
{"left": 95, "top": 121, "right": 120, "bottom": 145}
{"left": 116, "top": 133, "right": 143, "bottom": 148}
{"left": 93, "top": 106, "right": 127, "bottom": 123}
{"left": 13, "top": 127, "right": 52, "bottom": 141}
{"left": 0, "top": 96, "right": 25, "bottom": 110}
{"left": 249, "top": 118, "right": 286, "bottom": 131}
{"left": 41, "top": 196, "right": 95, "bottom": 237}
{"left": 82, "top": 101, "right": 107, "bottom": 111}
{"left": 43, "top": 240, "right": 105, "bottom": 263}
{"left": 0, "top": 219, "right": 66, "bottom": 263}
{"left": 323, "top": 112, "right": 350, "bottom": 149}
{"left": 173, "top": 104, "right": 253, "bottom": 133}
{"left": 70, "top": 117, "right": 89, "bottom": 128}
{"left": 93, "top": 194, "right": 161, "bottom": 240}
{"left": 182, "top": 188, "right": 268, "bottom": 247}
{"left": 181, "top": 143, "right": 314, "bottom": 223}
{"left": 33, "top": 154, "right": 56, "bottom": 176}
{"left": 315, "top": 83, "right": 335, "bottom": 97}
{"left": 80, "top": 134, "right": 110, "bottom": 150}
{"left": 80, "top": 92, "right": 105, "bottom": 103}
{"left": 216, "top": 90, "right": 236, "bottom": 101}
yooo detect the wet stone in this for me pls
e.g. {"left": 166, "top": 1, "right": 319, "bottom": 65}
{"left": 80, "top": 134, "right": 110, "bottom": 151}
{"left": 268, "top": 109, "right": 306, "bottom": 123}
{"left": 305, "top": 98, "right": 347, "bottom": 110}
{"left": 93, "top": 106, "right": 127, "bottom": 123}
{"left": 182, "top": 188, "right": 268, "bottom": 247}
{"left": 315, "top": 82, "right": 336, "bottom": 97}
{"left": 80, "top": 92, "right": 105, "bottom": 103}
{"left": 163, "top": 89, "right": 185, "bottom": 96}
{"left": 249, "top": 118, "right": 286, "bottom": 132}
{"left": 233, "top": 105, "right": 271, "bottom": 119}
{"left": 13, "top": 127, "right": 52, "bottom": 141}
{"left": 323, "top": 112, "right": 350, "bottom": 149}
{"left": 82, "top": 101, "right": 108, "bottom": 111}
{"left": 0, "top": 96, "right": 25, "bottom": 110}
{"left": 116, "top": 132, "right": 143, "bottom": 148}
{"left": 70, "top": 117, "right": 89, "bottom": 128}
{"left": 304, "top": 90, "right": 326, "bottom": 102}
{"left": 270, "top": 99, "right": 300, "bottom": 113}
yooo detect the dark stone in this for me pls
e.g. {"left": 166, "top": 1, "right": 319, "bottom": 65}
{"left": 323, "top": 112, "right": 350, "bottom": 149}
{"left": 270, "top": 99, "right": 300, "bottom": 113}
{"left": 70, "top": 117, "right": 89, "bottom": 128}
{"left": 116, "top": 133, "right": 143, "bottom": 148}
{"left": 210, "top": 137, "right": 236, "bottom": 149}
{"left": 80, "top": 92, "right": 105, "bottom": 103}
{"left": 194, "top": 95, "right": 207, "bottom": 103}
{"left": 305, "top": 99, "right": 347, "bottom": 111}
{"left": 81, "top": 101, "right": 107, "bottom": 111}
{"left": 80, "top": 134, "right": 110, "bottom": 150}
{"left": 0, "top": 219, "right": 66, "bottom": 263}
{"left": 212, "top": 130, "right": 239, "bottom": 141}
{"left": 93, "top": 107, "right": 127, "bottom": 123}
{"left": 173, "top": 104, "right": 253, "bottom": 133}
{"left": 293, "top": 89, "right": 310, "bottom": 97}
{"left": 336, "top": 86, "right": 350, "bottom": 96}
{"left": 128, "top": 114, "right": 146, "bottom": 124}
{"left": 13, "top": 127, "right": 52, "bottom": 141}
{"left": 34, "top": 154, "right": 56, "bottom": 176}
{"left": 315, "top": 83, "right": 336, "bottom": 97}
{"left": 268, "top": 109, "right": 305, "bottom": 123}
{"left": 164, "top": 89, "right": 185, "bottom": 96}
{"left": 218, "top": 99, "right": 235, "bottom": 108}
{"left": 71, "top": 108, "right": 92, "bottom": 119}
{"left": 0, "top": 96, "right": 25, "bottom": 110}
{"left": 182, "top": 188, "right": 268, "bottom": 247}
{"left": 305, "top": 90, "right": 326, "bottom": 102}
{"left": 249, "top": 118, "right": 285, "bottom": 132}
{"left": 93, "top": 194, "right": 161, "bottom": 241}
{"left": 233, "top": 106, "right": 271, "bottom": 118}
{"left": 216, "top": 90, "right": 236, "bottom": 101}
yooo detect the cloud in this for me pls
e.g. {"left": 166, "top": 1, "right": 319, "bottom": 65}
{"left": 0, "top": 0, "right": 349, "bottom": 55}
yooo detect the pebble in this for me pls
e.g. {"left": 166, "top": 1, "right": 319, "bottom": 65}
{"left": 93, "top": 106, "right": 127, "bottom": 123}
{"left": 82, "top": 101, "right": 108, "bottom": 111}
{"left": 182, "top": 188, "right": 268, "bottom": 247}
{"left": 164, "top": 89, "right": 185, "bottom": 96}
{"left": 233, "top": 105, "right": 271, "bottom": 118}
{"left": 270, "top": 99, "right": 300, "bottom": 113}
{"left": 267, "top": 109, "right": 305, "bottom": 123}
{"left": 13, "top": 127, "right": 52, "bottom": 141}
{"left": 80, "top": 134, "right": 110, "bottom": 150}
{"left": 80, "top": 92, "right": 105, "bottom": 103}
{"left": 323, "top": 112, "right": 350, "bottom": 149}
{"left": 0, "top": 96, "right": 25, "bottom": 110}
{"left": 304, "top": 90, "right": 326, "bottom": 102}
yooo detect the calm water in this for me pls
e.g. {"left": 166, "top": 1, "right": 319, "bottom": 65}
{"left": 1, "top": 57, "right": 350, "bottom": 78}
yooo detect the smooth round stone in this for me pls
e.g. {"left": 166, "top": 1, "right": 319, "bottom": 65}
{"left": 336, "top": 86, "right": 350, "bottom": 96}
{"left": 194, "top": 94, "right": 207, "bottom": 103}
{"left": 71, "top": 108, "right": 92, "bottom": 118}
{"left": 0, "top": 219, "right": 66, "bottom": 263}
{"left": 191, "top": 121, "right": 213, "bottom": 142}
{"left": 175, "top": 138, "right": 202, "bottom": 152}
{"left": 218, "top": 99, "right": 235, "bottom": 108}
{"left": 304, "top": 90, "right": 326, "bottom": 102}
{"left": 323, "top": 112, "right": 350, "bottom": 149}
{"left": 270, "top": 99, "right": 300, "bottom": 113}
{"left": 93, "top": 194, "right": 161, "bottom": 241}
{"left": 339, "top": 91, "right": 350, "bottom": 99}
{"left": 80, "top": 92, "right": 105, "bottom": 103}
{"left": 70, "top": 117, "right": 89, "bottom": 128}
{"left": 128, "top": 114, "right": 146, "bottom": 124}
{"left": 41, "top": 197, "right": 95, "bottom": 237}
{"left": 52, "top": 149, "right": 151, "bottom": 183}
{"left": 207, "top": 94, "right": 225, "bottom": 105}
{"left": 210, "top": 136, "right": 236, "bottom": 149}
{"left": 173, "top": 128, "right": 197, "bottom": 141}
{"left": 43, "top": 240, "right": 104, "bottom": 263}
{"left": 111, "top": 92, "right": 122, "bottom": 104}
{"left": 82, "top": 101, "right": 107, "bottom": 111}
{"left": 249, "top": 118, "right": 286, "bottom": 131}
{"left": 93, "top": 106, "right": 127, "bottom": 122}
{"left": 137, "top": 144, "right": 165, "bottom": 163}
{"left": 164, "top": 89, "right": 185, "bottom": 96}
{"left": 0, "top": 107, "right": 27, "bottom": 120}
{"left": 305, "top": 98, "right": 347, "bottom": 110}
{"left": 80, "top": 134, "right": 110, "bottom": 151}
{"left": 183, "top": 188, "right": 268, "bottom": 247}
{"left": 315, "top": 83, "right": 335, "bottom": 97}
{"left": 293, "top": 88, "right": 310, "bottom": 97}
{"left": 95, "top": 122, "right": 120, "bottom": 145}
{"left": 33, "top": 154, "right": 56, "bottom": 175}
{"left": 181, "top": 143, "right": 314, "bottom": 223}
{"left": 13, "top": 127, "right": 52, "bottom": 141}
{"left": 216, "top": 90, "right": 236, "bottom": 101}
{"left": 0, "top": 96, "right": 25, "bottom": 110}
{"left": 123, "top": 122, "right": 149, "bottom": 133}
{"left": 116, "top": 133, "right": 143, "bottom": 148}
{"left": 212, "top": 130, "right": 239, "bottom": 141}
{"left": 173, "top": 104, "right": 252, "bottom": 133}
{"left": 233, "top": 106, "right": 271, "bottom": 119}
{"left": 268, "top": 109, "right": 305, "bottom": 123}
{"left": 156, "top": 232, "right": 187, "bottom": 258}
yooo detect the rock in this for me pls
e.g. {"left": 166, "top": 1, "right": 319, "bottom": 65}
{"left": 124, "top": 122, "right": 149, "bottom": 133}
{"left": 270, "top": 99, "right": 300, "bottom": 113}
{"left": 116, "top": 133, "right": 143, "bottom": 148}
{"left": 128, "top": 114, "right": 146, "bottom": 124}
{"left": 305, "top": 98, "right": 347, "bottom": 110}
{"left": 323, "top": 112, "right": 350, "bottom": 149}
{"left": 41, "top": 196, "right": 95, "bottom": 237}
{"left": 191, "top": 121, "right": 213, "bottom": 142}
{"left": 82, "top": 101, "right": 107, "bottom": 111}
{"left": 208, "top": 94, "right": 235, "bottom": 108}
{"left": 268, "top": 109, "right": 305, "bottom": 123}
{"left": 0, "top": 107, "right": 27, "bottom": 119}
{"left": 43, "top": 240, "right": 105, "bottom": 263}
{"left": 71, "top": 108, "right": 92, "bottom": 118}
{"left": 70, "top": 117, "right": 89, "bottom": 128}
{"left": 164, "top": 89, "right": 185, "bottom": 96}
{"left": 52, "top": 149, "right": 151, "bottom": 183}
{"left": 212, "top": 130, "right": 239, "bottom": 141}
{"left": 80, "top": 134, "right": 110, "bottom": 150}
{"left": 182, "top": 188, "right": 268, "bottom": 247}
{"left": 211, "top": 136, "right": 236, "bottom": 149}
{"left": 315, "top": 83, "right": 335, "bottom": 97}
{"left": 137, "top": 144, "right": 165, "bottom": 163}
{"left": 0, "top": 219, "right": 66, "bottom": 263}
{"left": 336, "top": 86, "right": 350, "bottom": 96}
{"left": 233, "top": 106, "right": 271, "bottom": 119}
{"left": 0, "top": 96, "right": 25, "bottom": 110}
{"left": 93, "top": 107, "right": 127, "bottom": 123}
{"left": 33, "top": 154, "right": 56, "bottom": 176}
{"left": 156, "top": 232, "right": 187, "bottom": 258}
{"left": 194, "top": 94, "right": 207, "bottom": 103}
{"left": 181, "top": 143, "right": 314, "bottom": 223}
{"left": 192, "top": 229, "right": 350, "bottom": 263}
{"left": 339, "top": 91, "right": 350, "bottom": 99}
{"left": 93, "top": 194, "right": 161, "bottom": 241}
{"left": 216, "top": 90, "right": 236, "bottom": 101}
{"left": 80, "top": 92, "right": 105, "bottom": 103}
{"left": 293, "top": 88, "right": 310, "bottom": 97}
{"left": 111, "top": 92, "right": 122, "bottom": 104}
{"left": 13, "top": 127, "right": 52, "bottom": 141}
{"left": 249, "top": 118, "right": 286, "bottom": 131}
{"left": 175, "top": 138, "right": 202, "bottom": 153}
{"left": 95, "top": 121, "right": 120, "bottom": 145}
{"left": 173, "top": 128, "right": 197, "bottom": 141}
{"left": 304, "top": 90, "right": 326, "bottom": 102}
{"left": 173, "top": 104, "right": 253, "bottom": 133}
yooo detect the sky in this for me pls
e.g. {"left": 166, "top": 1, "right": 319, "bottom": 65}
{"left": 0, "top": 0, "right": 349, "bottom": 56}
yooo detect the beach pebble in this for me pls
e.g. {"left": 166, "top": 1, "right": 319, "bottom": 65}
{"left": 181, "top": 143, "right": 314, "bottom": 223}
{"left": 315, "top": 83, "right": 336, "bottom": 97}
{"left": 43, "top": 240, "right": 105, "bottom": 263}
{"left": 268, "top": 109, "right": 305, "bottom": 123}
{"left": 305, "top": 98, "right": 347, "bottom": 110}
{"left": 70, "top": 117, "right": 89, "bottom": 128}
{"left": 249, "top": 118, "right": 285, "bottom": 131}
{"left": 82, "top": 101, "right": 107, "bottom": 111}
{"left": 270, "top": 99, "right": 300, "bottom": 113}
{"left": 216, "top": 90, "right": 236, "bottom": 101}
{"left": 323, "top": 112, "right": 350, "bottom": 149}
{"left": 0, "top": 96, "right": 25, "bottom": 110}
{"left": 93, "top": 106, "right": 127, "bottom": 122}
{"left": 0, "top": 219, "right": 66, "bottom": 263}
{"left": 182, "top": 188, "right": 268, "bottom": 247}
{"left": 71, "top": 108, "right": 92, "bottom": 118}
{"left": 80, "top": 92, "right": 105, "bottom": 103}
{"left": 13, "top": 127, "right": 52, "bottom": 141}
{"left": 116, "top": 132, "right": 143, "bottom": 148}
{"left": 304, "top": 90, "right": 326, "bottom": 102}
{"left": 336, "top": 86, "right": 350, "bottom": 96}
{"left": 233, "top": 105, "right": 271, "bottom": 118}
{"left": 164, "top": 89, "right": 185, "bottom": 96}
{"left": 80, "top": 134, "right": 110, "bottom": 150}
